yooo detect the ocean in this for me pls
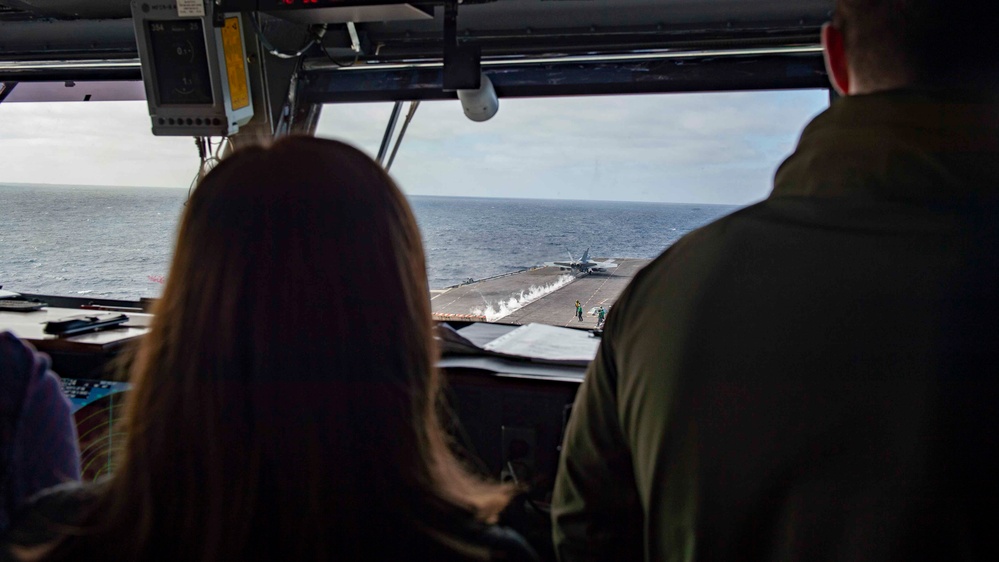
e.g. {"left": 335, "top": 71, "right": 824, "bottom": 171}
{"left": 0, "top": 184, "right": 740, "bottom": 299}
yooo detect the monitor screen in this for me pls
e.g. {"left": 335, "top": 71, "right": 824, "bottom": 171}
{"left": 61, "top": 378, "right": 131, "bottom": 480}
{"left": 147, "top": 19, "right": 214, "bottom": 105}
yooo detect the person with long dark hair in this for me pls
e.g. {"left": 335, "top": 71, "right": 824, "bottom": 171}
{"left": 1, "top": 137, "right": 535, "bottom": 561}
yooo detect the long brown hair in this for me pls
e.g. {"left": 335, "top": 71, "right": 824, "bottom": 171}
{"left": 36, "top": 137, "right": 511, "bottom": 560}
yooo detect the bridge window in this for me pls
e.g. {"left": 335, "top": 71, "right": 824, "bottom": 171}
{"left": 0, "top": 87, "right": 828, "bottom": 318}
{"left": 0, "top": 92, "right": 198, "bottom": 300}
{"left": 317, "top": 90, "right": 828, "bottom": 326}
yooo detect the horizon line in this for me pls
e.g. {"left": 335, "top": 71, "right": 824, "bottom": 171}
{"left": 0, "top": 181, "right": 748, "bottom": 206}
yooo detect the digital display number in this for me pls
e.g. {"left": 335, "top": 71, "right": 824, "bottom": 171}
{"left": 147, "top": 19, "right": 214, "bottom": 106}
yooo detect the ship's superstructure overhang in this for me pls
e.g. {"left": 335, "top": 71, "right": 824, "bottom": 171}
{"left": 0, "top": 1, "right": 833, "bottom": 141}
{"left": 1, "top": 0, "right": 831, "bottom": 90}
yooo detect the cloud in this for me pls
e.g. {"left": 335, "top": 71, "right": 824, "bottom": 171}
{"left": 0, "top": 89, "right": 828, "bottom": 203}
{"left": 315, "top": 89, "right": 828, "bottom": 203}
{"left": 0, "top": 101, "right": 200, "bottom": 188}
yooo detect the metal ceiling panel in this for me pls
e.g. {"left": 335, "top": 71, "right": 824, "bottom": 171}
{"left": 300, "top": 49, "right": 829, "bottom": 103}
{"left": 360, "top": 0, "right": 833, "bottom": 33}
{"left": 2, "top": 0, "right": 833, "bottom": 27}
{"left": 0, "top": 0, "right": 834, "bottom": 93}
{"left": 0, "top": 0, "right": 131, "bottom": 19}
{"left": 0, "top": 1, "right": 833, "bottom": 53}
{"left": 0, "top": 19, "right": 136, "bottom": 56}
{"left": 273, "top": 4, "right": 434, "bottom": 24}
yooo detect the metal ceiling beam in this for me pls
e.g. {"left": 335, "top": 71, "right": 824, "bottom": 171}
{"left": 0, "top": 46, "right": 828, "bottom": 98}
{"left": 0, "top": 19, "right": 136, "bottom": 55}
{"left": 0, "top": 58, "right": 141, "bottom": 81}
{"left": 300, "top": 47, "right": 828, "bottom": 103}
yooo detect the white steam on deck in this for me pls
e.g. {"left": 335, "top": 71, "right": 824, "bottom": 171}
{"left": 472, "top": 274, "right": 575, "bottom": 322}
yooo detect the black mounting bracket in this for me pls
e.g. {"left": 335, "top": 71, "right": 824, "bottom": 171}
{"left": 211, "top": 0, "right": 225, "bottom": 28}
{"left": 442, "top": 0, "right": 481, "bottom": 91}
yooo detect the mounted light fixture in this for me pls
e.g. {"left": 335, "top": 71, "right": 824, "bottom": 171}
{"left": 457, "top": 72, "right": 498, "bottom": 122}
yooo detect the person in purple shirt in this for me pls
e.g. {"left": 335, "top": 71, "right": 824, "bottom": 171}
{"left": 0, "top": 332, "right": 80, "bottom": 533}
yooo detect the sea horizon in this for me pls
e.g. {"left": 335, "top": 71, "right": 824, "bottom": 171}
{"left": 0, "top": 181, "right": 742, "bottom": 207}
{"left": 1, "top": 183, "right": 741, "bottom": 298}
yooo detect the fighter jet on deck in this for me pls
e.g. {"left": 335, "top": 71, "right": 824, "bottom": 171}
{"left": 546, "top": 248, "right": 618, "bottom": 273}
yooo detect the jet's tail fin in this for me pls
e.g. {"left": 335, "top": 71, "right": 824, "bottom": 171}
{"left": 581, "top": 247, "right": 590, "bottom": 263}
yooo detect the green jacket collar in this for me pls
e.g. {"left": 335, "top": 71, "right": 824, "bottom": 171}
{"left": 772, "top": 89, "right": 999, "bottom": 202}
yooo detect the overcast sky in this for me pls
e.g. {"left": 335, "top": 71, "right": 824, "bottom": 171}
{"left": 0, "top": 89, "right": 828, "bottom": 204}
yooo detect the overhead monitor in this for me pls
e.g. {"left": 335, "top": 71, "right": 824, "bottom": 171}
{"left": 131, "top": 1, "right": 254, "bottom": 136}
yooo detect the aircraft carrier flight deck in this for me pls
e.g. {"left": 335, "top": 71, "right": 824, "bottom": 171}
{"left": 431, "top": 258, "right": 650, "bottom": 328}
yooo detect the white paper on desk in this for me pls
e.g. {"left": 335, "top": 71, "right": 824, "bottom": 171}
{"left": 481, "top": 323, "right": 600, "bottom": 362}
